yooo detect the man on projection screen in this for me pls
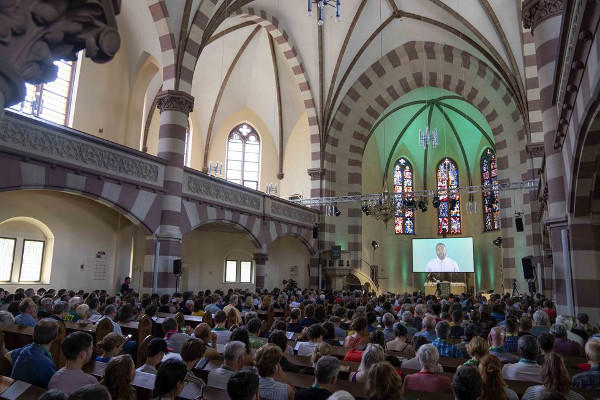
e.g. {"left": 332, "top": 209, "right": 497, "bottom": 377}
{"left": 426, "top": 243, "right": 459, "bottom": 272}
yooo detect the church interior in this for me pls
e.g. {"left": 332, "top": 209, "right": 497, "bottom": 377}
{"left": 0, "top": 0, "right": 598, "bottom": 322}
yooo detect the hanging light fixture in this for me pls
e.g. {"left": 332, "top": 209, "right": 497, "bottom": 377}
{"left": 308, "top": 0, "right": 341, "bottom": 25}
{"left": 418, "top": 125, "right": 438, "bottom": 149}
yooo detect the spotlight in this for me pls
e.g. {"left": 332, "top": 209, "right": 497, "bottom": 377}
{"left": 334, "top": 204, "right": 341, "bottom": 216}
{"left": 371, "top": 240, "right": 379, "bottom": 249}
{"left": 361, "top": 202, "right": 370, "bottom": 216}
{"left": 449, "top": 198, "right": 458, "bottom": 210}
{"left": 493, "top": 237, "right": 503, "bottom": 247}
{"left": 433, "top": 196, "right": 440, "bottom": 208}
{"left": 405, "top": 198, "right": 415, "bottom": 209}
{"left": 417, "top": 200, "right": 427, "bottom": 212}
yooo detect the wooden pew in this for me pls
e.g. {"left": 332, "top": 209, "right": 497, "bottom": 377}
{"left": 0, "top": 377, "right": 46, "bottom": 399}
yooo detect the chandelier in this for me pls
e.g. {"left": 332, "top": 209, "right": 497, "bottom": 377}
{"left": 308, "top": 0, "right": 341, "bottom": 25}
{"left": 418, "top": 126, "right": 438, "bottom": 149}
{"left": 361, "top": 182, "right": 399, "bottom": 225}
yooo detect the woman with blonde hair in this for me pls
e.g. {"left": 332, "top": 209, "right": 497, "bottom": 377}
{"left": 479, "top": 354, "right": 518, "bottom": 400}
{"left": 366, "top": 361, "right": 403, "bottom": 400}
{"left": 521, "top": 353, "right": 585, "bottom": 400}
{"left": 349, "top": 343, "right": 385, "bottom": 383}
{"left": 464, "top": 336, "right": 489, "bottom": 367}
{"left": 299, "top": 342, "right": 332, "bottom": 375}
{"left": 100, "top": 354, "right": 136, "bottom": 400}
{"left": 96, "top": 332, "right": 125, "bottom": 362}
{"left": 242, "top": 296, "right": 254, "bottom": 312}
{"left": 75, "top": 304, "right": 89, "bottom": 321}
{"left": 260, "top": 295, "right": 272, "bottom": 311}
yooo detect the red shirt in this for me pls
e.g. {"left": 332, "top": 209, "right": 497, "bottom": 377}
{"left": 403, "top": 371, "right": 452, "bottom": 394}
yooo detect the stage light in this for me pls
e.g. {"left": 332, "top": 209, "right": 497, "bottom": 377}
{"left": 449, "top": 198, "right": 458, "bottom": 210}
{"left": 334, "top": 204, "right": 341, "bottom": 216}
{"left": 493, "top": 236, "right": 503, "bottom": 247}
{"left": 371, "top": 240, "right": 379, "bottom": 249}
{"left": 405, "top": 198, "right": 415, "bottom": 209}
{"left": 433, "top": 196, "right": 440, "bottom": 208}
{"left": 417, "top": 200, "right": 427, "bottom": 212}
{"left": 361, "top": 202, "right": 370, "bottom": 215}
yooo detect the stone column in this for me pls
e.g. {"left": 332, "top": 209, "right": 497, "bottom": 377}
{"left": 254, "top": 253, "right": 268, "bottom": 290}
{"left": 309, "top": 257, "right": 320, "bottom": 289}
{"left": 523, "top": 0, "right": 568, "bottom": 311}
{"left": 150, "top": 90, "right": 194, "bottom": 293}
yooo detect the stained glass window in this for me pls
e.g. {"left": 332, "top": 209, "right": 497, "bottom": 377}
{"left": 226, "top": 123, "right": 261, "bottom": 190}
{"left": 393, "top": 158, "right": 415, "bottom": 234}
{"left": 481, "top": 148, "right": 500, "bottom": 231}
{"left": 10, "top": 60, "right": 76, "bottom": 126}
{"left": 437, "top": 158, "right": 461, "bottom": 234}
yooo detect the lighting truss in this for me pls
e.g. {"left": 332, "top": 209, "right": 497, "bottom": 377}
{"left": 291, "top": 179, "right": 539, "bottom": 206}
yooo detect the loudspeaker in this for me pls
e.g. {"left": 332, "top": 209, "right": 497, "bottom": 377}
{"left": 515, "top": 216, "right": 524, "bottom": 232}
{"left": 173, "top": 259, "right": 182, "bottom": 275}
{"left": 522, "top": 256, "right": 534, "bottom": 280}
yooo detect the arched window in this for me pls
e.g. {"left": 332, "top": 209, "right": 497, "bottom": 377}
{"left": 10, "top": 60, "right": 76, "bottom": 126}
{"left": 481, "top": 148, "right": 500, "bottom": 231}
{"left": 437, "top": 158, "right": 461, "bottom": 234}
{"left": 393, "top": 158, "right": 415, "bottom": 234}
{"left": 226, "top": 123, "right": 260, "bottom": 190}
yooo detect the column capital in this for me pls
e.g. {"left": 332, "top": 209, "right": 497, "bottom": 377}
{"left": 523, "top": 0, "right": 565, "bottom": 32}
{"left": 253, "top": 253, "right": 268, "bottom": 264}
{"left": 156, "top": 90, "right": 194, "bottom": 114}
{"left": 0, "top": 0, "right": 122, "bottom": 109}
{"left": 307, "top": 168, "right": 325, "bottom": 179}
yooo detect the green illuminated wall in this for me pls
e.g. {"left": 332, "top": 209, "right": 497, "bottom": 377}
{"left": 361, "top": 87, "right": 501, "bottom": 293}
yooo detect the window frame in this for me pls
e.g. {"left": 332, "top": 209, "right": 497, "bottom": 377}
{"left": 225, "top": 123, "right": 261, "bottom": 190}
{"left": 0, "top": 237, "right": 17, "bottom": 283}
{"left": 393, "top": 157, "right": 415, "bottom": 235}
{"left": 19, "top": 239, "right": 45, "bottom": 283}
{"left": 223, "top": 259, "right": 254, "bottom": 284}
{"left": 481, "top": 148, "right": 500, "bottom": 232}
{"left": 436, "top": 157, "right": 461, "bottom": 235}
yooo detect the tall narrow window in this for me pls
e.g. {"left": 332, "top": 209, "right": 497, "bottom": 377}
{"left": 10, "top": 60, "right": 76, "bottom": 125}
{"left": 481, "top": 148, "right": 500, "bottom": 231}
{"left": 393, "top": 158, "right": 415, "bottom": 234}
{"left": 0, "top": 238, "right": 16, "bottom": 282}
{"left": 226, "top": 123, "right": 261, "bottom": 190}
{"left": 437, "top": 158, "right": 461, "bottom": 234}
{"left": 20, "top": 240, "right": 44, "bottom": 281}
{"left": 224, "top": 260, "right": 237, "bottom": 283}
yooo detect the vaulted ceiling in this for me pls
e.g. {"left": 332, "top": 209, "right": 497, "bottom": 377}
{"left": 116, "top": 0, "right": 528, "bottom": 162}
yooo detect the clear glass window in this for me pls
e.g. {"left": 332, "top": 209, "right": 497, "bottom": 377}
{"left": 20, "top": 240, "right": 44, "bottom": 281}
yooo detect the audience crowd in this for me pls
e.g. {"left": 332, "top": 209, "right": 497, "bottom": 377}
{"left": 0, "top": 282, "right": 598, "bottom": 400}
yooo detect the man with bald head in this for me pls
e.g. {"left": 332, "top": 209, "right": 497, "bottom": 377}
{"left": 488, "top": 327, "right": 518, "bottom": 363}
{"left": 193, "top": 322, "right": 221, "bottom": 361}
{"left": 414, "top": 315, "right": 437, "bottom": 342}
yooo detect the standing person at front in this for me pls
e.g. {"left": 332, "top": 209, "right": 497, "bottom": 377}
{"left": 9, "top": 318, "right": 57, "bottom": 388}
{"left": 48, "top": 331, "right": 97, "bottom": 393}
{"left": 256, "top": 344, "right": 295, "bottom": 400}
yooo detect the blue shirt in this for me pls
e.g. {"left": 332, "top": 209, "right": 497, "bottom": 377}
{"left": 414, "top": 330, "right": 437, "bottom": 342}
{"left": 205, "top": 304, "right": 220, "bottom": 315}
{"left": 572, "top": 366, "right": 600, "bottom": 391}
{"left": 504, "top": 335, "right": 519, "bottom": 352}
{"left": 432, "top": 338, "right": 463, "bottom": 358}
{"left": 14, "top": 313, "right": 36, "bottom": 327}
{"left": 11, "top": 343, "right": 56, "bottom": 388}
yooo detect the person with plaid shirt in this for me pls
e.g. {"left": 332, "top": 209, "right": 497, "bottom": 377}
{"left": 572, "top": 339, "right": 600, "bottom": 391}
{"left": 432, "top": 321, "right": 463, "bottom": 358}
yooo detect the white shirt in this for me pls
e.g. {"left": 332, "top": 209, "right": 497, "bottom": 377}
{"left": 426, "top": 257, "right": 459, "bottom": 272}
{"left": 502, "top": 361, "right": 543, "bottom": 383}
{"left": 295, "top": 341, "right": 318, "bottom": 357}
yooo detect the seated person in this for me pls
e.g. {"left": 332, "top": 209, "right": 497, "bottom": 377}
{"left": 399, "top": 311, "right": 417, "bottom": 336}
{"left": 381, "top": 313, "right": 396, "bottom": 342}
{"left": 550, "top": 323, "right": 584, "bottom": 358}
{"left": 298, "top": 342, "right": 332, "bottom": 376}
{"left": 286, "top": 308, "right": 303, "bottom": 333}
{"left": 247, "top": 318, "right": 264, "bottom": 349}
{"left": 414, "top": 315, "right": 437, "bottom": 342}
{"left": 9, "top": 318, "right": 58, "bottom": 388}
{"left": 479, "top": 354, "right": 519, "bottom": 400}
{"left": 14, "top": 298, "right": 37, "bottom": 327}
{"left": 450, "top": 309, "right": 465, "bottom": 338}
{"left": 432, "top": 321, "right": 463, "bottom": 358}
{"left": 67, "top": 384, "right": 111, "bottom": 400}
{"left": 152, "top": 358, "right": 188, "bottom": 400}
{"left": 299, "top": 304, "right": 318, "bottom": 328}
{"left": 504, "top": 317, "right": 520, "bottom": 352}
{"left": 344, "top": 316, "right": 369, "bottom": 349}
{"left": 328, "top": 316, "right": 347, "bottom": 338}
{"left": 488, "top": 326, "right": 518, "bottom": 363}
{"left": 48, "top": 331, "right": 97, "bottom": 393}
{"left": 531, "top": 310, "right": 551, "bottom": 337}
{"left": 180, "top": 338, "right": 206, "bottom": 396}
{"left": 572, "top": 338, "right": 600, "bottom": 391}
{"left": 95, "top": 332, "right": 126, "bottom": 362}
{"left": 403, "top": 344, "right": 452, "bottom": 394}
{"left": 349, "top": 343, "right": 385, "bottom": 384}
{"left": 502, "top": 335, "right": 543, "bottom": 383}
{"left": 521, "top": 353, "right": 585, "bottom": 400}
{"left": 537, "top": 332, "right": 555, "bottom": 365}
{"left": 256, "top": 344, "right": 295, "bottom": 400}
{"left": 463, "top": 336, "right": 488, "bottom": 367}
{"left": 162, "top": 317, "right": 189, "bottom": 353}
{"left": 365, "top": 361, "right": 403, "bottom": 400}
{"left": 386, "top": 323, "right": 416, "bottom": 358}
{"left": 452, "top": 365, "right": 482, "bottom": 400}
{"left": 136, "top": 338, "right": 167, "bottom": 374}
{"left": 212, "top": 310, "right": 232, "bottom": 344}
{"left": 322, "top": 321, "right": 342, "bottom": 346}
{"left": 296, "top": 324, "right": 325, "bottom": 357}
{"left": 269, "top": 330, "right": 301, "bottom": 373}
{"left": 228, "top": 370, "right": 260, "bottom": 400}
{"left": 193, "top": 323, "right": 221, "bottom": 361}
{"left": 556, "top": 315, "right": 585, "bottom": 347}
{"left": 207, "top": 341, "right": 247, "bottom": 389}
{"left": 294, "top": 356, "right": 340, "bottom": 400}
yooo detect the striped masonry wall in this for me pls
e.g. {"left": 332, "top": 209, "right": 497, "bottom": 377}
{"left": 325, "top": 41, "right": 535, "bottom": 292}
{"left": 147, "top": 0, "right": 177, "bottom": 91}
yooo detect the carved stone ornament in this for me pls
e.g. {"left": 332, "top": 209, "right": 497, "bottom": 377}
{"left": 0, "top": 0, "right": 122, "bottom": 108}
{"left": 523, "top": 0, "right": 565, "bottom": 31}
{"left": 271, "top": 201, "right": 316, "bottom": 224}
{"left": 526, "top": 143, "right": 545, "bottom": 157}
{"left": 156, "top": 90, "right": 195, "bottom": 114}
{"left": 307, "top": 167, "right": 325, "bottom": 179}
{"left": 186, "top": 174, "right": 262, "bottom": 211}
